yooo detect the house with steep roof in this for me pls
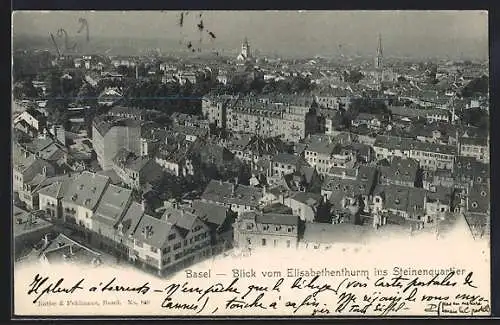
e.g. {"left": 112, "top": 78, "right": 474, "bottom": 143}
{"left": 378, "top": 156, "right": 419, "bottom": 187}
{"left": 371, "top": 185, "right": 429, "bottom": 228}
{"left": 129, "top": 206, "right": 211, "bottom": 275}
{"left": 61, "top": 171, "right": 110, "bottom": 229}
{"left": 38, "top": 175, "right": 76, "bottom": 220}
{"left": 200, "top": 180, "right": 269, "bottom": 215}
{"left": 321, "top": 177, "right": 371, "bottom": 225}
{"left": 233, "top": 211, "right": 299, "bottom": 250}
{"left": 91, "top": 184, "right": 133, "bottom": 250}
{"left": 453, "top": 156, "right": 489, "bottom": 190}
{"left": 191, "top": 200, "right": 232, "bottom": 244}
{"left": 464, "top": 183, "right": 489, "bottom": 239}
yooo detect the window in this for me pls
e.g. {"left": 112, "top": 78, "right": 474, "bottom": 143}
{"left": 375, "top": 197, "right": 381, "bottom": 203}
{"left": 481, "top": 191, "right": 487, "bottom": 197}
{"left": 263, "top": 224, "right": 269, "bottom": 231}
{"left": 150, "top": 246, "right": 158, "bottom": 253}
{"left": 286, "top": 240, "right": 291, "bottom": 248}
{"left": 273, "top": 240, "right": 278, "bottom": 247}
{"left": 162, "top": 246, "right": 171, "bottom": 254}
{"left": 168, "top": 233, "right": 176, "bottom": 241}
{"left": 173, "top": 242, "right": 182, "bottom": 250}
{"left": 135, "top": 240, "right": 143, "bottom": 248}
{"left": 184, "top": 240, "right": 187, "bottom": 246}
{"left": 471, "top": 202, "right": 478, "bottom": 209}
{"left": 247, "top": 238, "right": 251, "bottom": 245}
{"left": 262, "top": 238, "right": 266, "bottom": 246}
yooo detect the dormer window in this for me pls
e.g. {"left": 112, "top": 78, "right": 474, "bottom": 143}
{"left": 480, "top": 191, "right": 487, "bottom": 197}
{"left": 477, "top": 177, "right": 482, "bottom": 183}
{"left": 395, "top": 198, "right": 400, "bottom": 204}
{"left": 471, "top": 202, "right": 478, "bottom": 208}
{"left": 142, "top": 225, "right": 154, "bottom": 239}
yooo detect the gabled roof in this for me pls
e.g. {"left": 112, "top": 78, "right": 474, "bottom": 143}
{"left": 119, "top": 202, "right": 145, "bottom": 237}
{"left": 131, "top": 214, "right": 176, "bottom": 249}
{"left": 92, "top": 184, "right": 132, "bottom": 227}
{"left": 191, "top": 200, "right": 228, "bottom": 227}
{"left": 63, "top": 171, "right": 110, "bottom": 210}
{"left": 289, "top": 191, "right": 322, "bottom": 207}
{"left": 201, "top": 180, "right": 264, "bottom": 207}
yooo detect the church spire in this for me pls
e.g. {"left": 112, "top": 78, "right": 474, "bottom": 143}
{"left": 377, "top": 33, "right": 383, "bottom": 57}
{"left": 375, "top": 33, "right": 383, "bottom": 70}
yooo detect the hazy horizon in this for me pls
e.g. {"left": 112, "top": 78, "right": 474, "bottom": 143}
{"left": 12, "top": 11, "right": 489, "bottom": 60}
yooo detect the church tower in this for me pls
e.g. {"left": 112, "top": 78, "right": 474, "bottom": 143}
{"left": 241, "top": 37, "right": 251, "bottom": 59}
{"left": 375, "top": 33, "right": 384, "bottom": 91}
{"left": 375, "top": 33, "right": 383, "bottom": 70}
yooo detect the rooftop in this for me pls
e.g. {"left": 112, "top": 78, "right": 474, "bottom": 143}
{"left": 63, "top": 171, "right": 110, "bottom": 210}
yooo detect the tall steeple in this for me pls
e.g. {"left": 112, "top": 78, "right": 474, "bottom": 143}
{"left": 375, "top": 33, "right": 383, "bottom": 70}
{"left": 242, "top": 37, "right": 250, "bottom": 59}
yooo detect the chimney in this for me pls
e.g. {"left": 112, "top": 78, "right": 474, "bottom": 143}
{"left": 69, "top": 245, "right": 74, "bottom": 255}
{"left": 141, "top": 199, "right": 146, "bottom": 211}
{"left": 231, "top": 183, "right": 235, "bottom": 196}
{"left": 234, "top": 176, "right": 239, "bottom": 185}
{"left": 42, "top": 166, "right": 47, "bottom": 176}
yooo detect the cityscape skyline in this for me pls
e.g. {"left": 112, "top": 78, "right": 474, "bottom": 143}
{"left": 13, "top": 10, "right": 488, "bottom": 60}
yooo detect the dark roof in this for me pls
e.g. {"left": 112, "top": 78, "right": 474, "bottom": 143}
{"left": 273, "top": 153, "right": 304, "bottom": 166}
{"left": 379, "top": 157, "right": 419, "bottom": 184}
{"left": 201, "top": 180, "right": 264, "bottom": 207}
{"left": 131, "top": 214, "right": 176, "bottom": 249}
{"left": 119, "top": 202, "right": 145, "bottom": 237}
{"left": 289, "top": 191, "right": 322, "bottom": 207}
{"left": 191, "top": 200, "right": 228, "bottom": 226}
{"left": 242, "top": 211, "right": 299, "bottom": 226}
{"left": 467, "top": 183, "right": 489, "bottom": 214}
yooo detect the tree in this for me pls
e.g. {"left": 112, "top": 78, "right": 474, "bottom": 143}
{"left": 461, "top": 75, "right": 488, "bottom": 98}
{"left": 314, "top": 201, "right": 333, "bottom": 224}
{"left": 460, "top": 107, "right": 488, "bottom": 129}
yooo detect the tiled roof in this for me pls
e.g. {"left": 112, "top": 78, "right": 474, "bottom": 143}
{"left": 467, "top": 183, "right": 489, "bottom": 214}
{"left": 63, "top": 171, "right": 110, "bottom": 210}
{"left": 132, "top": 214, "right": 176, "bottom": 248}
{"left": 379, "top": 157, "right": 419, "bottom": 184}
{"left": 191, "top": 200, "right": 228, "bottom": 227}
{"left": 93, "top": 184, "right": 132, "bottom": 227}
{"left": 201, "top": 180, "right": 264, "bottom": 208}
{"left": 119, "top": 202, "right": 145, "bottom": 237}
{"left": 289, "top": 191, "right": 322, "bottom": 206}
{"left": 273, "top": 153, "right": 305, "bottom": 166}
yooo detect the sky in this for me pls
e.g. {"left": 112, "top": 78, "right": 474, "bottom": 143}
{"left": 12, "top": 11, "right": 489, "bottom": 59}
